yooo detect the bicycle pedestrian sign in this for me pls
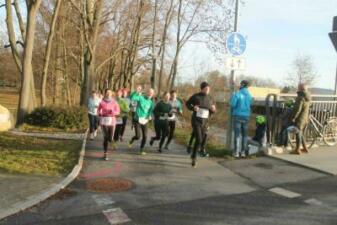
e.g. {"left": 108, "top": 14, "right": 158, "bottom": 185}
{"left": 226, "top": 32, "right": 247, "bottom": 56}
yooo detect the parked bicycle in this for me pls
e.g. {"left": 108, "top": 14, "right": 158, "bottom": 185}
{"left": 288, "top": 110, "right": 337, "bottom": 149}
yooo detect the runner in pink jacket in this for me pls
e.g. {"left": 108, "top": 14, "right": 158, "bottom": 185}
{"left": 97, "top": 90, "right": 120, "bottom": 160}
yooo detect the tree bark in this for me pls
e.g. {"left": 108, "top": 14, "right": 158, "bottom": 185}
{"left": 158, "top": 0, "right": 174, "bottom": 94}
{"left": 17, "top": 0, "right": 42, "bottom": 124}
{"left": 80, "top": 0, "right": 104, "bottom": 105}
{"left": 150, "top": 0, "right": 158, "bottom": 89}
{"left": 41, "top": 0, "right": 63, "bottom": 106}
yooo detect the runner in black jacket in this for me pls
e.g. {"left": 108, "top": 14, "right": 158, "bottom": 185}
{"left": 186, "top": 82, "right": 216, "bottom": 167}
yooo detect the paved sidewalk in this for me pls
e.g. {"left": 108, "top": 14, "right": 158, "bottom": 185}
{"left": 81, "top": 126, "right": 256, "bottom": 210}
{"left": 0, "top": 174, "right": 62, "bottom": 215}
{"left": 270, "top": 146, "right": 337, "bottom": 175}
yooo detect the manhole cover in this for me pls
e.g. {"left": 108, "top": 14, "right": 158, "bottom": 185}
{"left": 86, "top": 178, "right": 133, "bottom": 193}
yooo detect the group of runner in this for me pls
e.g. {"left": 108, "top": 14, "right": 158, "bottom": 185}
{"left": 87, "top": 81, "right": 225, "bottom": 167}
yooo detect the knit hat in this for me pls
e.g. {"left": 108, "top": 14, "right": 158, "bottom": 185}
{"left": 240, "top": 80, "right": 249, "bottom": 88}
{"left": 200, "top": 81, "right": 209, "bottom": 90}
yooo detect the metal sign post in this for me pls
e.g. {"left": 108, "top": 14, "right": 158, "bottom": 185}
{"left": 329, "top": 16, "right": 337, "bottom": 95}
{"left": 225, "top": 0, "right": 246, "bottom": 150}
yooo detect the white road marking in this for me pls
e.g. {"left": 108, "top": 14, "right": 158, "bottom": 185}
{"left": 269, "top": 187, "right": 301, "bottom": 198}
{"left": 304, "top": 198, "right": 323, "bottom": 206}
{"left": 92, "top": 195, "right": 115, "bottom": 206}
{"left": 103, "top": 208, "right": 131, "bottom": 225}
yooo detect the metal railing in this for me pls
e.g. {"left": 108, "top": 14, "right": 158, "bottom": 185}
{"left": 265, "top": 94, "right": 337, "bottom": 146}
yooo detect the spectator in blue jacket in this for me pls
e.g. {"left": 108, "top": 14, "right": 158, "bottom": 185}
{"left": 230, "top": 80, "right": 253, "bottom": 158}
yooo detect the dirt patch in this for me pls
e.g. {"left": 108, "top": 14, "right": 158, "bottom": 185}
{"left": 51, "top": 188, "right": 78, "bottom": 200}
{"left": 86, "top": 178, "right": 134, "bottom": 193}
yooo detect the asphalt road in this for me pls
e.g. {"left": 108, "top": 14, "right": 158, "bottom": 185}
{"left": 1, "top": 130, "right": 337, "bottom": 225}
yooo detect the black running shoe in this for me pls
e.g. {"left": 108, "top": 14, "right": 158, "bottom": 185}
{"left": 187, "top": 146, "right": 192, "bottom": 154}
{"left": 150, "top": 138, "right": 154, "bottom": 146}
{"left": 191, "top": 159, "right": 197, "bottom": 168}
{"left": 199, "top": 151, "right": 209, "bottom": 158}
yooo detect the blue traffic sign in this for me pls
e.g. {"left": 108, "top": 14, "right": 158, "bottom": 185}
{"left": 226, "top": 32, "right": 247, "bottom": 56}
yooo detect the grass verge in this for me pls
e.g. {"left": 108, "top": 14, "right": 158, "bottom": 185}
{"left": 0, "top": 132, "right": 82, "bottom": 176}
{"left": 17, "top": 123, "right": 87, "bottom": 134}
{"left": 174, "top": 126, "right": 232, "bottom": 158}
{"left": 0, "top": 89, "right": 19, "bottom": 117}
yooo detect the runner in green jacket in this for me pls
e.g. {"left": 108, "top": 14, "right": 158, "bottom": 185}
{"left": 150, "top": 92, "right": 172, "bottom": 152}
{"left": 129, "top": 88, "right": 155, "bottom": 155}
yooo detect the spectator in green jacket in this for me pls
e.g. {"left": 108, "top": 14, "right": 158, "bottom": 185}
{"left": 129, "top": 88, "right": 155, "bottom": 155}
{"left": 290, "top": 83, "right": 311, "bottom": 155}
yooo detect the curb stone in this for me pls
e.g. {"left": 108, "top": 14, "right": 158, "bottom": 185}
{"left": 0, "top": 129, "right": 89, "bottom": 220}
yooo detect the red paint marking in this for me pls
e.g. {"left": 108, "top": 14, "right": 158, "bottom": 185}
{"left": 113, "top": 161, "right": 122, "bottom": 176}
{"left": 81, "top": 168, "right": 114, "bottom": 180}
{"left": 81, "top": 162, "right": 123, "bottom": 180}
{"left": 86, "top": 150, "right": 115, "bottom": 158}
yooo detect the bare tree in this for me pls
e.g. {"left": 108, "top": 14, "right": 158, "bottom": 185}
{"left": 287, "top": 54, "right": 317, "bottom": 87}
{"left": 5, "top": 0, "right": 42, "bottom": 124}
{"left": 41, "top": 0, "right": 62, "bottom": 106}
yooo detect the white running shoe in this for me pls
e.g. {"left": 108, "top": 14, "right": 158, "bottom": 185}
{"left": 94, "top": 130, "right": 98, "bottom": 137}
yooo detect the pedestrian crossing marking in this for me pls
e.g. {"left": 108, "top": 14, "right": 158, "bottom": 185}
{"left": 269, "top": 187, "right": 301, "bottom": 198}
{"left": 92, "top": 195, "right": 115, "bottom": 206}
{"left": 103, "top": 208, "right": 131, "bottom": 225}
{"left": 304, "top": 198, "right": 323, "bottom": 206}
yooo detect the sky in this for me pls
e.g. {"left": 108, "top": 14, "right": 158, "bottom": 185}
{"left": 179, "top": 0, "right": 337, "bottom": 90}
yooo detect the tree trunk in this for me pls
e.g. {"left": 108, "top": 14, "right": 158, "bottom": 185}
{"left": 80, "top": 0, "right": 104, "bottom": 105}
{"left": 150, "top": 0, "right": 158, "bottom": 89}
{"left": 17, "top": 0, "right": 42, "bottom": 125}
{"left": 41, "top": 0, "right": 62, "bottom": 106}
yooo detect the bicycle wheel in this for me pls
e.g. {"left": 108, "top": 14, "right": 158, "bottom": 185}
{"left": 323, "top": 119, "right": 337, "bottom": 146}
{"left": 303, "top": 124, "right": 317, "bottom": 149}
{"left": 287, "top": 124, "right": 316, "bottom": 149}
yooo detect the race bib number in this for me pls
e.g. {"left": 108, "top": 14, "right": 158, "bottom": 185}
{"left": 138, "top": 117, "right": 149, "bottom": 125}
{"left": 116, "top": 118, "right": 123, "bottom": 125}
{"left": 101, "top": 117, "right": 113, "bottom": 126}
{"left": 196, "top": 108, "right": 209, "bottom": 119}
{"left": 168, "top": 114, "right": 176, "bottom": 121}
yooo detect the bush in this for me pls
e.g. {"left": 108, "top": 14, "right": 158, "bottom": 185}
{"left": 25, "top": 106, "right": 88, "bottom": 130}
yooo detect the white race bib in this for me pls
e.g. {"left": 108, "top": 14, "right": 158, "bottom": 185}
{"left": 138, "top": 117, "right": 149, "bottom": 125}
{"left": 159, "top": 113, "right": 168, "bottom": 120}
{"left": 100, "top": 117, "right": 113, "bottom": 126}
{"left": 116, "top": 118, "right": 123, "bottom": 125}
{"left": 196, "top": 108, "right": 209, "bottom": 119}
{"left": 168, "top": 114, "right": 176, "bottom": 121}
